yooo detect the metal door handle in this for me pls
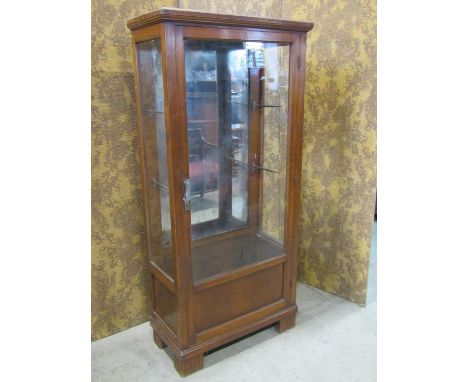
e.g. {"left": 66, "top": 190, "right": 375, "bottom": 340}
{"left": 183, "top": 179, "right": 191, "bottom": 211}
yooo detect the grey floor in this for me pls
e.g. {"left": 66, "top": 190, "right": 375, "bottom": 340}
{"left": 92, "top": 223, "right": 377, "bottom": 382}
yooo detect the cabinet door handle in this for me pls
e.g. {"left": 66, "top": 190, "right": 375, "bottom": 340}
{"left": 183, "top": 179, "right": 191, "bottom": 211}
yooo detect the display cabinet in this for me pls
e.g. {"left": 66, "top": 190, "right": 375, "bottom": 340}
{"left": 127, "top": 8, "right": 313, "bottom": 376}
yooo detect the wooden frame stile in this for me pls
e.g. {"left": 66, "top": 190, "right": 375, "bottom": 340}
{"left": 127, "top": 8, "right": 313, "bottom": 376}
{"left": 168, "top": 21, "right": 197, "bottom": 354}
{"left": 132, "top": 23, "right": 181, "bottom": 346}
{"left": 131, "top": 29, "right": 156, "bottom": 335}
{"left": 131, "top": 22, "right": 163, "bottom": 321}
{"left": 286, "top": 32, "right": 308, "bottom": 310}
{"left": 278, "top": 32, "right": 308, "bottom": 332}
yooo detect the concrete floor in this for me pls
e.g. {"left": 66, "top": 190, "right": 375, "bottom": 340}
{"left": 92, "top": 223, "right": 377, "bottom": 382}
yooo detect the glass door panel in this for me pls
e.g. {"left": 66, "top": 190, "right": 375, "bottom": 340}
{"left": 137, "top": 39, "right": 173, "bottom": 278}
{"left": 183, "top": 40, "right": 290, "bottom": 282}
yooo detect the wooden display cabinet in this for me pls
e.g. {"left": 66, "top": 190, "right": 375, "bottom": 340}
{"left": 127, "top": 8, "right": 313, "bottom": 376}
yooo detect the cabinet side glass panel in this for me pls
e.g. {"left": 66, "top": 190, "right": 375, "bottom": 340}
{"left": 259, "top": 43, "right": 289, "bottom": 244}
{"left": 137, "top": 39, "right": 173, "bottom": 278}
{"left": 184, "top": 40, "right": 290, "bottom": 282}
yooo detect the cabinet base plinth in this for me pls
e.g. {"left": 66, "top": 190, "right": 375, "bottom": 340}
{"left": 174, "top": 354, "right": 204, "bottom": 377}
{"left": 277, "top": 313, "right": 296, "bottom": 333}
{"left": 151, "top": 304, "right": 298, "bottom": 376}
{"left": 153, "top": 330, "right": 167, "bottom": 349}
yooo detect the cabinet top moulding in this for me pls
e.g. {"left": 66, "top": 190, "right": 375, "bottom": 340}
{"left": 127, "top": 7, "right": 314, "bottom": 32}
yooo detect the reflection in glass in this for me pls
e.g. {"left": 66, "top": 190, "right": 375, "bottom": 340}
{"left": 185, "top": 49, "right": 220, "bottom": 225}
{"left": 259, "top": 43, "right": 289, "bottom": 243}
{"left": 137, "top": 39, "right": 173, "bottom": 277}
{"left": 184, "top": 40, "right": 290, "bottom": 281}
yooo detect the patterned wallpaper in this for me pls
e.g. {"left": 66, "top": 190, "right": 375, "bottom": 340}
{"left": 92, "top": 0, "right": 376, "bottom": 340}
{"left": 91, "top": 0, "right": 177, "bottom": 341}
{"left": 282, "top": 0, "right": 377, "bottom": 305}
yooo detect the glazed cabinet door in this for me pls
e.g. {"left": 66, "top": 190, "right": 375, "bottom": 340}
{"left": 180, "top": 36, "right": 292, "bottom": 284}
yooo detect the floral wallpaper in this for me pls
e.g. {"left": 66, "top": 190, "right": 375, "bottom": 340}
{"left": 91, "top": 0, "right": 177, "bottom": 341}
{"left": 178, "top": 0, "right": 283, "bottom": 17}
{"left": 282, "top": 0, "right": 377, "bottom": 305}
{"left": 92, "top": 0, "right": 376, "bottom": 340}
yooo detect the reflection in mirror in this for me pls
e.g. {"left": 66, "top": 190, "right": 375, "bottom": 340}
{"left": 184, "top": 40, "right": 251, "bottom": 236}
{"left": 185, "top": 49, "right": 220, "bottom": 226}
{"left": 184, "top": 39, "right": 290, "bottom": 281}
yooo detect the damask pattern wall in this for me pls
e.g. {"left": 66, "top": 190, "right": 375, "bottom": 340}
{"left": 282, "top": 0, "right": 377, "bottom": 305}
{"left": 91, "top": 0, "right": 178, "bottom": 341}
{"left": 92, "top": 0, "right": 376, "bottom": 340}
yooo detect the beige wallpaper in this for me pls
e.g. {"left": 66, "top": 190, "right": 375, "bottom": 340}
{"left": 91, "top": 0, "right": 177, "bottom": 341}
{"left": 92, "top": 0, "right": 376, "bottom": 340}
{"left": 178, "top": 0, "right": 377, "bottom": 306}
{"left": 283, "top": 0, "right": 377, "bottom": 304}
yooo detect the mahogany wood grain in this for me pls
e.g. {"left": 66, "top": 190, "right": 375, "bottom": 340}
{"left": 129, "top": 8, "right": 313, "bottom": 376}
{"left": 127, "top": 7, "right": 313, "bottom": 32}
{"left": 187, "top": 304, "right": 297, "bottom": 356}
{"left": 149, "top": 262, "right": 174, "bottom": 293}
{"left": 284, "top": 33, "right": 308, "bottom": 306}
{"left": 153, "top": 330, "right": 167, "bottom": 349}
{"left": 152, "top": 275, "right": 178, "bottom": 333}
{"left": 132, "top": 23, "right": 162, "bottom": 43}
{"left": 193, "top": 254, "right": 286, "bottom": 292}
{"left": 165, "top": 22, "right": 196, "bottom": 349}
{"left": 173, "top": 354, "right": 203, "bottom": 377}
{"left": 150, "top": 301, "right": 297, "bottom": 371}
{"left": 277, "top": 314, "right": 296, "bottom": 333}
{"left": 194, "top": 264, "right": 283, "bottom": 331}
{"left": 180, "top": 25, "right": 297, "bottom": 43}
{"left": 195, "top": 299, "right": 288, "bottom": 343}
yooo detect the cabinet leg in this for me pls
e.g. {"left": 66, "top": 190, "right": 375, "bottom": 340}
{"left": 277, "top": 314, "right": 296, "bottom": 333}
{"left": 174, "top": 354, "right": 204, "bottom": 377}
{"left": 153, "top": 330, "right": 167, "bottom": 349}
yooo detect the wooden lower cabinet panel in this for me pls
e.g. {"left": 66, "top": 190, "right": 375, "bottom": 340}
{"left": 194, "top": 264, "right": 284, "bottom": 332}
{"left": 152, "top": 275, "right": 178, "bottom": 333}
